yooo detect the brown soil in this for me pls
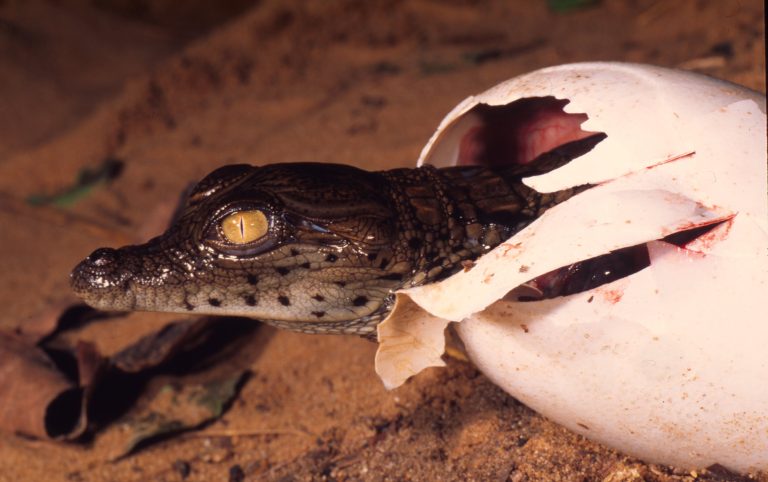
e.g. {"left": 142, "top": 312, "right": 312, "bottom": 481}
{"left": 0, "top": 0, "right": 764, "bottom": 481}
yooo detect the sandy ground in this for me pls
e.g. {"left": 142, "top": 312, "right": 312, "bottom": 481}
{"left": 0, "top": 0, "right": 765, "bottom": 480}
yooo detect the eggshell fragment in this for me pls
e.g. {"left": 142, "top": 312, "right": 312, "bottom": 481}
{"left": 375, "top": 62, "right": 767, "bottom": 473}
{"left": 375, "top": 294, "right": 449, "bottom": 390}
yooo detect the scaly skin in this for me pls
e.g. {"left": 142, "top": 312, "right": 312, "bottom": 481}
{"left": 71, "top": 143, "right": 597, "bottom": 338}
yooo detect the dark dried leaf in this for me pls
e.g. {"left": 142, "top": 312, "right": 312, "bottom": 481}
{"left": 111, "top": 318, "right": 213, "bottom": 373}
{"left": 0, "top": 332, "right": 105, "bottom": 439}
{"left": 110, "top": 371, "right": 248, "bottom": 459}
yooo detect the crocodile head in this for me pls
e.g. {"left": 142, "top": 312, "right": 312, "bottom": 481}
{"left": 71, "top": 163, "right": 405, "bottom": 336}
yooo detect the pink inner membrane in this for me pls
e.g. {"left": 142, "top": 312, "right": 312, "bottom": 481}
{"left": 517, "top": 102, "right": 591, "bottom": 163}
{"left": 457, "top": 97, "right": 598, "bottom": 166}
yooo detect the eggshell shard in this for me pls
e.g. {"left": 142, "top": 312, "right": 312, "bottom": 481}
{"left": 375, "top": 294, "right": 449, "bottom": 390}
{"left": 376, "top": 62, "right": 768, "bottom": 473}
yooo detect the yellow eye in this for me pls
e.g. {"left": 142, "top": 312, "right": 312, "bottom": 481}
{"left": 220, "top": 210, "right": 269, "bottom": 244}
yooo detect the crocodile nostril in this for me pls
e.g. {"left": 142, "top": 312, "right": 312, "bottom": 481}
{"left": 88, "top": 247, "right": 118, "bottom": 267}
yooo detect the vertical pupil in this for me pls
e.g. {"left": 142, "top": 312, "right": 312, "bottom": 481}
{"left": 221, "top": 210, "right": 267, "bottom": 244}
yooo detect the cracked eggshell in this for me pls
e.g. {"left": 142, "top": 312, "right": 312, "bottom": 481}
{"left": 375, "top": 62, "right": 767, "bottom": 473}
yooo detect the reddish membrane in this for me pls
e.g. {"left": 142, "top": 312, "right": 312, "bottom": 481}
{"left": 457, "top": 97, "right": 598, "bottom": 166}
{"left": 453, "top": 96, "right": 728, "bottom": 300}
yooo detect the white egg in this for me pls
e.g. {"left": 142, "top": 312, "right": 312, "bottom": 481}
{"left": 375, "top": 62, "right": 767, "bottom": 473}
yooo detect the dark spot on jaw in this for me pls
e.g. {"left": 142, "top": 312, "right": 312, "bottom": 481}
{"left": 311, "top": 311, "right": 325, "bottom": 318}
{"left": 378, "top": 258, "right": 389, "bottom": 269}
{"left": 408, "top": 237, "right": 423, "bottom": 249}
{"left": 379, "top": 272, "right": 403, "bottom": 281}
{"left": 290, "top": 248, "right": 300, "bottom": 256}
{"left": 278, "top": 295, "right": 290, "bottom": 306}
{"left": 352, "top": 296, "right": 368, "bottom": 307}
{"left": 326, "top": 253, "right": 338, "bottom": 263}
{"left": 426, "top": 250, "right": 438, "bottom": 260}
{"left": 244, "top": 295, "right": 257, "bottom": 306}
{"left": 276, "top": 267, "right": 290, "bottom": 276}
{"left": 300, "top": 262, "right": 311, "bottom": 269}
{"left": 367, "top": 252, "right": 377, "bottom": 261}
{"left": 208, "top": 298, "right": 221, "bottom": 307}
{"left": 246, "top": 274, "right": 259, "bottom": 285}
{"left": 312, "top": 294, "right": 325, "bottom": 302}
{"left": 184, "top": 299, "right": 195, "bottom": 311}
{"left": 335, "top": 281, "right": 347, "bottom": 287}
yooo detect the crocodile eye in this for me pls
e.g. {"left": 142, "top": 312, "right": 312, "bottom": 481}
{"left": 220, "top": 210, "right": 268, "bottom": 244}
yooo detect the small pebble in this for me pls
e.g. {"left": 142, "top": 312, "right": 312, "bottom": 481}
{"left": 173, "top": 460, "right": 191, "bottom": 479}
{"left": 229, "top": 464, "right": 245, "bottom": 482}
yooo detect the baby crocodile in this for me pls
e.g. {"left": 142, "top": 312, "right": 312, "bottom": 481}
{"left": 71, "top": 141, "right": 599, "bottom": 338}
